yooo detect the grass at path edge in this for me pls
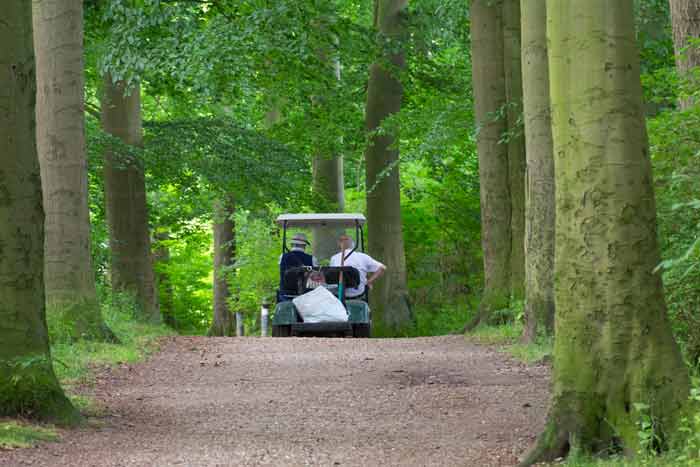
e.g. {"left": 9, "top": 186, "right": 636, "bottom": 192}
{"left": 467, "top": 321, "right": 552, "bottom": 364}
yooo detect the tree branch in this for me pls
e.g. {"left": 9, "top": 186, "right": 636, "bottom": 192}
{"left": 85, "top": 101, "right": 101, "bottom": 120}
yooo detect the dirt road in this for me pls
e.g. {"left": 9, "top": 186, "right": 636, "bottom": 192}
{"left": 2, "top": 336, "right": 549, "bottom": 467}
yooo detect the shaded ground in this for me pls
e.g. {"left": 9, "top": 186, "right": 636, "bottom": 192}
{"left": 2, "top": 336, "right": 550, "bottom": 467}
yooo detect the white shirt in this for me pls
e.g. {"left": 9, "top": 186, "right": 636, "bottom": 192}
{"left": 329, "top": 251, "right": 385, "bottom": 297}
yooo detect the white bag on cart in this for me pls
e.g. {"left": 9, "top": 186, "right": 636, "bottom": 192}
{"left": 292, "top": 286, "right": 348, "bottom": 323}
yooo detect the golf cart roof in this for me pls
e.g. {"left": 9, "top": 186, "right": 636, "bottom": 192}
{"left": 276, "top": 213, "right": 366, "bottom": 228}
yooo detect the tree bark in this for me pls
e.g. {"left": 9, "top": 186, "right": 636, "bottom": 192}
{"left": 208, "top": 198, "right": 236, "bottom": 337}
{"left": 670, "top": 0, "right": 700, "bottom": 110}
{"left": 521, "top": 1, "right": 689, "bottom": 463}
{"left": 32, "top": 0, "right": 113, "bottom": 341}
{"left": 520, "top": 0, "right": 555, "bottom": 343}
{"left": 312, "top": 154, "right": 345, "bottom": 261}
{"left": 465, "top": 0, "right": 511, "bottom": 330}
{"left": 365, "top": 0, "right": 413, "bottom": 336}
{"left": 0, "top": 0, "right": 78, "bottom": 423}
{"left": 503, "top": 0, "right": 526, "bottom": 302}
{"left": 101, "top": 76, "right": 159, "bottom": 321}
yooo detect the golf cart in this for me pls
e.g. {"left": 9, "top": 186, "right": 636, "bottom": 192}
{"left": 272, "top": 213, "right": 371, "bottom": 338}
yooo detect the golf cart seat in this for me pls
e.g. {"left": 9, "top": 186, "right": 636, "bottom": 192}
{"left": 321, "top": 266, "right": 361, "bottom": 289}
{"left": 281, "top": 266, "right": 314, "bottom": 296}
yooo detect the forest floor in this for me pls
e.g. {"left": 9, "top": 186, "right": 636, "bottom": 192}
{"left": 2, "top": 335, "right": 550, "bottom": 467}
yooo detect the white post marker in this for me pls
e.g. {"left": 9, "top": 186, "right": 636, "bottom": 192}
{"left": 260, "top": 300, "right": 270, "bottom": 337}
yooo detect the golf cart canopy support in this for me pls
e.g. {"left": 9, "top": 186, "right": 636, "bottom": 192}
{"left": 277, "top": 213, "right": 366, "bottom": 254}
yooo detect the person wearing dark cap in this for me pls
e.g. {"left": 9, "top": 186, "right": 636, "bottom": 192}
{"left": 277, "top": 233, "right": 317, "bottom": 301}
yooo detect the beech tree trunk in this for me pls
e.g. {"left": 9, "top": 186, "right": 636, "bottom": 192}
{"left": 521, "top": 2, "right": 689, "bottom": 463}
{"left": 365, "top": 0, "right": 413, "bottom": 335}
{"left": 312, "top": 154, "right": 345, "bottom": 261}
{"left": 32, "top": 0, "right": 113, "bottom": 341}
{"left": 208, "top": 199, "right": 236, "bottom": 337}
{"left": 520, "top": 0, "right": 555, "bottom": 343}
{"left": 0, "top": 1, "right": 78, "bottom": 423}
{"left": 101, "top": 76, "right": 159, "bottom": 321}
{"left": 466, "top": 0, "right": 511, "bottom": 330}
{"left": 670, "top": 0, "right": 700, "bottom": 109}
{"left": 503, "top": 0, "right": 526, "bottom": 302}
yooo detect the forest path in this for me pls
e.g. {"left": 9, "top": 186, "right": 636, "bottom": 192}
{"left": 4, "top": 336, "right": 549, "bottom": 467}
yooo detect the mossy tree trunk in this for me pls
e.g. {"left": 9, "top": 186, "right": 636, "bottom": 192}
{"left": 101, "top": 76, "right": 159, "bottom": 321}
{"left": 208, "top": 198, "right": 236, "bottom": 337}
{"left": 465, "top": 0, "right": 511, "bottom": 330}
{"left": 32, "top": 0, "right": 113, "bottom": 341}
{"left": 503, "top": 0, "right": 526, "bottom": 302}
{"left": 521, "top": 1, "right": 689, "bottom": 463}
{"left": 365, "top": 0, "right": 413, "bottom": 335}
{"left": 670, "top": 0, "right": 700, "bottom": 110}
{"left": 0, "top": 0, "right": 79, "bottom": 423}
{"left": 520, "top": 0, "right": 555, "bottom": 343}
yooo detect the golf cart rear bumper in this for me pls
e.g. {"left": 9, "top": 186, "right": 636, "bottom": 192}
{"left": 291, "top": 322, "right": 352, "bottom": 335}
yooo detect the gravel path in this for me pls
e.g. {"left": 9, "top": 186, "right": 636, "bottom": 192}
{"left": 2, "top": 336, "right": 550, "bottom": 467}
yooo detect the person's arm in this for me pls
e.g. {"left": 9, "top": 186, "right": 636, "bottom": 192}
{"left": 366, "top": 262, "right": 386, "bottom": 290}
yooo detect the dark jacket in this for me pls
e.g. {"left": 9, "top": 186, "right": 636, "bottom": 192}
{"left": 279, "top": 250, "right": 314, "bottom": 293}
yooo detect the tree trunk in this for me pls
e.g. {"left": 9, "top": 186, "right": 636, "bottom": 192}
{"left": 365, "top": 0, "right": 413, "bottom": 336}
{"left": 101, "top": 76, "right": 159, "bottom": 321}
{"left": 32, "top": 0, "right": 113, "bottom": 341}
{"left": 503, "top": 0, "right": 526, "bottom": 302}
{"left": 312, "top": 48, "right": 345, "bottom": 261}
{"left": 670, "top": 0, "right": 700, "bottom": 110}
{"left": 208, "top": 198, "right": 236, "bottom": 337}
{"left": 0, "top": 0, "right": 78, "bottom": 423}
{"left": 312, "top": 154, "right": 345, "bottom": 261}
{"left": 154, "top": 230, "right": 176, "bottom": 328}
{"left": 465, "top": 0, "right": 511, "bottom": 330}
{"left": 520, "top": 0, "right": 555, "bottom": 343}
{"left": 521, "top": 2, "right": 689, "bottom": 463}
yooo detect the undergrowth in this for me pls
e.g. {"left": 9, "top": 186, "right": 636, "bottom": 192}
{"left": 410, "top": 298, "right": 477, "bottom": 336}
{"left": 468, "top": 321, "right": 553, "bottom": 364}
{"left": 51, "top": 293, "right": 173, "bottom": 385}
{"left": 0, "top": 421, "right": 59, "bottom": 449}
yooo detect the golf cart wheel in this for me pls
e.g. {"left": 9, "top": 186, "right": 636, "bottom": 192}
{"left": 353, "top": 323, "right": 371, "bottom": 338}
{"left": 272, "top": 325, "right": 291, "bottom": 337}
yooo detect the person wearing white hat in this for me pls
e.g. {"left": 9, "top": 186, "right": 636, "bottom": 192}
{"left": 278, "top": 233, "right": 318, "bottom": 300}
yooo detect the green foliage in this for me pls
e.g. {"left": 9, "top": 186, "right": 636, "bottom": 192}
{"left": 0, "top": 421, "right": 59, "bottom": 449}
{"left": 649, "top": 106, "right": 700, "bottom": 364}
{"left": 152, "top": 224, "right": 213, "bottom": 333}
{"left": 411, "top": 299, "right": 476, "bottom": 337}
{"left": 555, "top": 379, "right": 700, "bottom": 466}
{"left": 52, "top": 293, "right": 173, "bottom": 385}
{"left": 0, "top": 354, "right": 79, "bottom": 425}
{"left": 229, "top": 208, "right": 282, "bottom": 333}
{"left": 634, "top": 402, "right": 662, "bottom": 457}
{"left": 675, "top": 380, "right": 700, "bottom": 465}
